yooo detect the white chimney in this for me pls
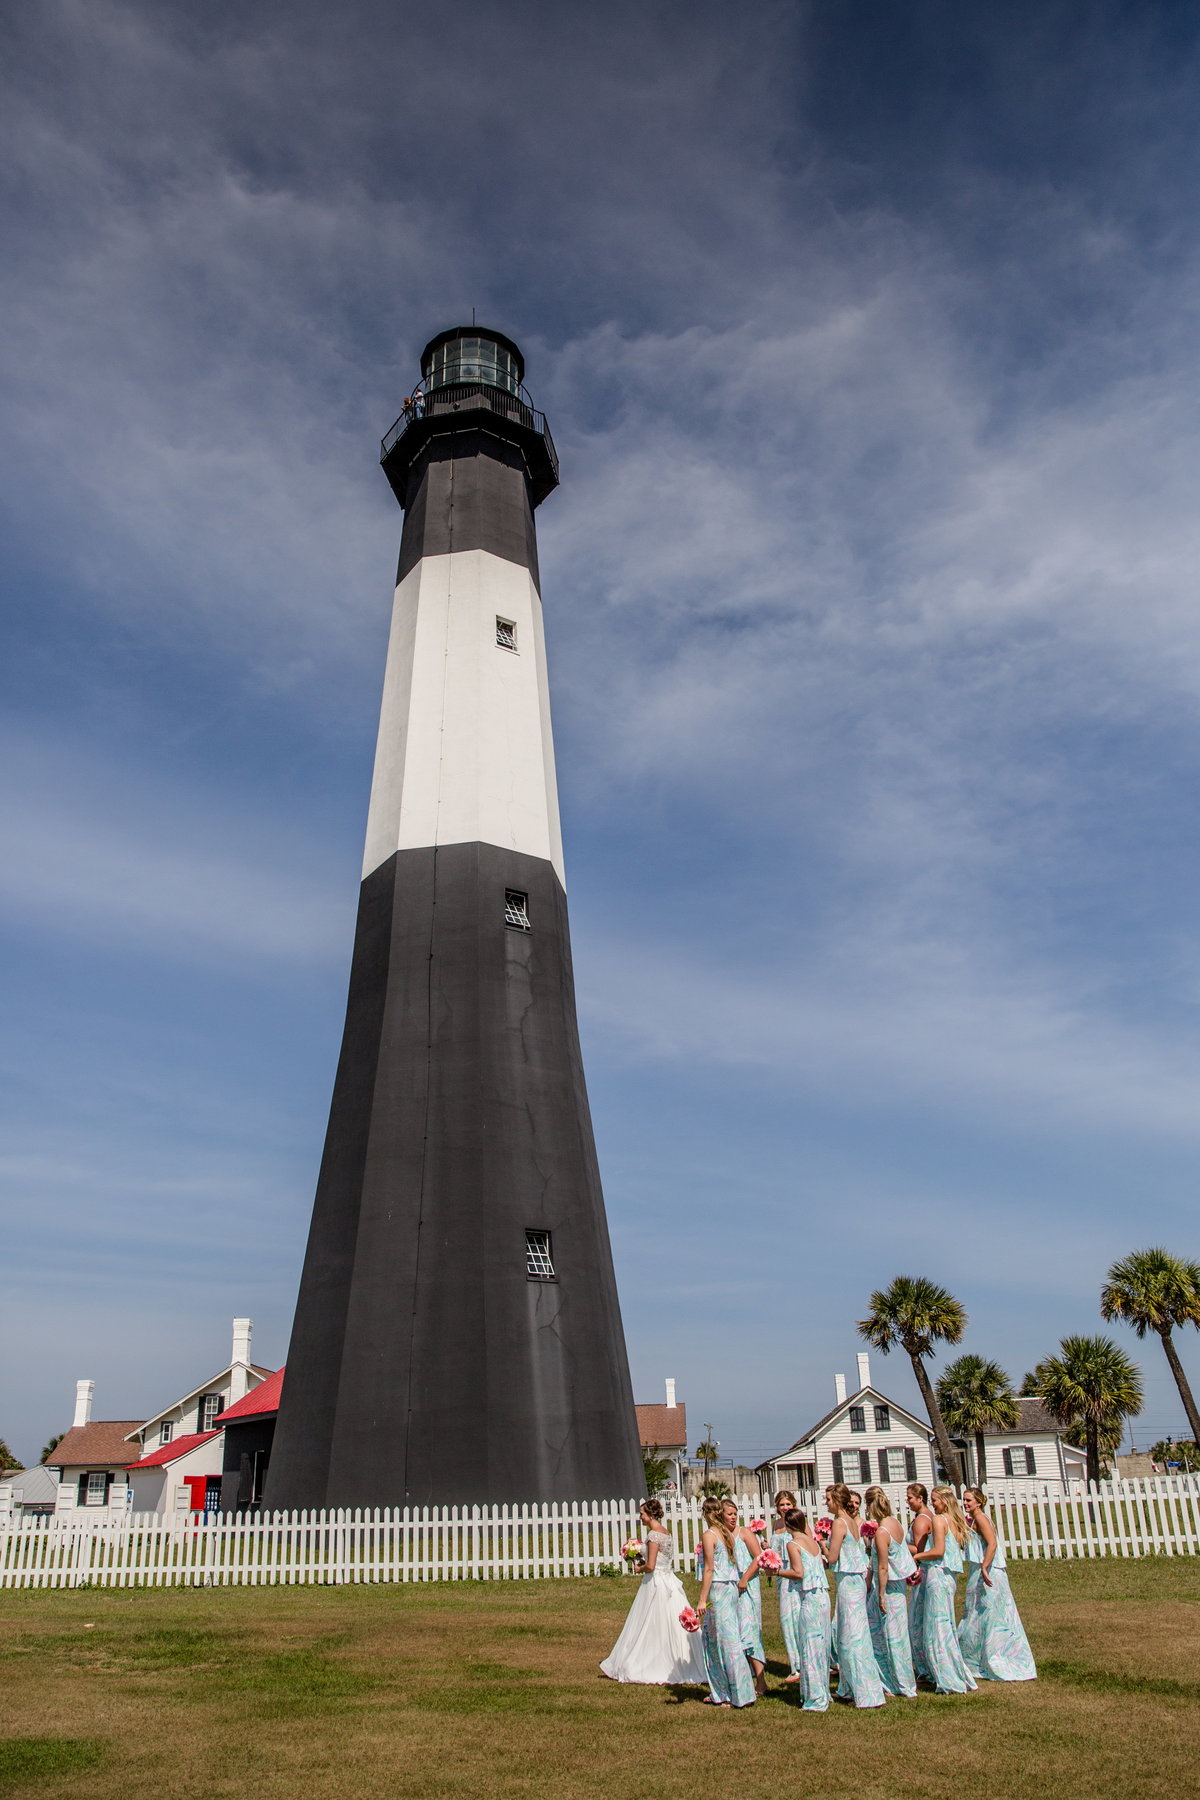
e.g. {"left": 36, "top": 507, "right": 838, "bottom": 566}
{"left": 834, "top": 1372, "right": 847, "bottom": 1405}
{"left": 73, "top": 1380, "right": 94, "bottom": 1428}
{"left": 228, "top": 1318, "right": 253, "bottom": 1403}
{"left": 856, "top": 1351, "right": 871, "bottom": 1391}
{"left": 665, "top": 1378, "right": 677, "bottom": 1409}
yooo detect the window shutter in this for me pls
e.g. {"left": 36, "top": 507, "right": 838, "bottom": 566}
{"left": 1024, "top": 1447, "right": 1037, "bottom": 1475}
{"left": 905, "top": 1447, "right": 917, "bottom": 1481}
{"left": 1002, "top": 1447, "right": 1014, "bottom": 1477}
{"left": 832, "top": 1451, "right": 844, "bottom": 1484}
{"left": 877, "top": 1450, "right": 889, "bottom": 1481}
{"left": 77, "top": 1473, "right": 88, "bottom": 1505}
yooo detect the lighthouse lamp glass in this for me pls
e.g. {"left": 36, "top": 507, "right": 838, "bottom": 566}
{"left": 426, "top": 335, "right": 520, "bottom": 395}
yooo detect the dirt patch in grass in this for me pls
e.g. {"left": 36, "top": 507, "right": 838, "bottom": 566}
{"left": 0, "top": 1563, "right": 1197, "bottom": 1798}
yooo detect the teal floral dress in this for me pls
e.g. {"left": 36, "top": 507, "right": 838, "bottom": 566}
{"left": 831, "top": 1528, "right": 886, "bottom": 1707}
{"left": 787, "top": 1546, "right": 832, "bottom": 1712}
{"left": 907, "top": 1510, "right": 933, "bottom": 1682}
{"left": 866, "top": 1526, "right": 918, "bottom": 1697}
{"left": 772, "top": 1530, "right": 802, "bottom": 1675}
{"left": 918, "top": 1528, "right": 977, "bottom": 1694}
{"left": 701, "top": 1538, "right": 757, "bottom": 1706}
{"left": 736, "top": 1536, "right": 765, "bottom": 1664}
{"left": 959, "top": 1529, "right": 1037, "bottom": 1681}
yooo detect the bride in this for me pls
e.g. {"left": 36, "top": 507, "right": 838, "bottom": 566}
{"left": 600, "top": 1499, "right": 708, "bottom": 1684}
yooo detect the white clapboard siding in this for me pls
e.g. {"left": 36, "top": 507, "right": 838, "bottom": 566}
{"left": 4, "top": 1478, "right": 1200, "bottom": 1588}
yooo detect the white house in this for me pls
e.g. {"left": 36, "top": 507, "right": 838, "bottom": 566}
{"left": 758, "top": 1354, "right": 938, "bottom": 1499}
{"left": 50, "top": 1320, "right": 269, "bottom": 1516}
{"left": 976, "top": 1396, "right": 1087, "bottom": 1493}
{"left": 123, "top": 1318, "right": 270, "bottom": 1514}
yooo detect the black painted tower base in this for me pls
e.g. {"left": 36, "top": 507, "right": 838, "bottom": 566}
{"left": 266, "top": 843, "right": 643, "bottom": 1508}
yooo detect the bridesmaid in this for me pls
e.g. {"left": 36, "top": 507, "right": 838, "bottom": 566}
{"left": 825, "top": 1483, "right": 886, "bottom": 1707}
{"left": 911, "top": 1486, "right": 977, "bottom": 1694}
{"left": 725, "top": 1499, "right": 767, "bottom": 1696}
{"left": 863, "top": 1486, "right": 917, "bottom": 1697}
{"left": 770, "top": 1488, "right": 801, "bottom": 1684}
{"left": 959, "top": 1488, "right": 1037, "bottom": 1682}
{"left": 696, "top": 1497, "right": 756, "bottom": 1707}
{"left": 905, "top": 1482, "right": 934, "bottom": 1684}
{"left": 776, "top": 1507, "right": 831, "bottom": 1711}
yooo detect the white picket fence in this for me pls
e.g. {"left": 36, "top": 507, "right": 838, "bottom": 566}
{"left": 4, "top": 1476, "right": 1200, "bottom": 1589}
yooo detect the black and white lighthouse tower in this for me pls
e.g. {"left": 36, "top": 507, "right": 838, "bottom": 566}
{"left": 266, "top": 328, "right": 643, "bottom": 1510}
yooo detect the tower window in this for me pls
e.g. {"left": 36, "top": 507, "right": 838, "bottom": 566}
{"left": 526, "top": 1230, "right": 556, "bottom": 1280}
{"left": 496, "top": 617, "right": 517, "bottom": 650}
{"left": 505, "top": 889, "right": 531, "bottom": 930}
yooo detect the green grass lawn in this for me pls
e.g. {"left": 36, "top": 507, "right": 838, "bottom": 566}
{"left": 1, "top": 1559, "right": 1197, "bottom": 1799}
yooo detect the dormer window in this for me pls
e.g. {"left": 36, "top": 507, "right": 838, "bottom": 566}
{"left": 199, "top": 1394, "right": 222, "bottom": 1432}
{"left": 848, "top": 1405, "right": 866, "bottom": 1433}
{"left": 874, "top": 1404, "right": 891, "bottom": 1432}
{"left": 159, "top": 1421, "right": 173, "bottom": 1447}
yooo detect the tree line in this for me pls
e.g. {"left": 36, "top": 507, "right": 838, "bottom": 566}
{"left": 859, "top": 1246, "right": 1200, "bottom": 1486}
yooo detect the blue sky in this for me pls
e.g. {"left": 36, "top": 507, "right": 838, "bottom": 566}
{"left": 4, "top": 0, "right": 1200, "bottom": 1467}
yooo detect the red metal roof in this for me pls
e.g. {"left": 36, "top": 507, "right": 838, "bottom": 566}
{"left": 214, "top": 1365, "right": 283, "bottom": 1422}
{"left": 125, "top": 1431, "right": 219, "bottom": 1470}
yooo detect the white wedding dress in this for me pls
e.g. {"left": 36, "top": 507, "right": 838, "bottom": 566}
{"left": 599, "top": 1529, "right": 708, "bottom": 1684}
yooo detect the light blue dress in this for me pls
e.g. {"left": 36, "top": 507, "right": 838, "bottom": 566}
{"left": 831, "top": 1528, "right": 887, "bottom": 1707}
{"left": 702, "top": 1538, "right": 756, "bottom": 1706}
{"left": 771, "top": 1530, "right": 802, "bottom": 1675}
{"left": 919, "top": 1528, "right": 977, "bottom": 1694}
{"left": 782, "top": 1545, "right": 832, "bottom": 1711}
{"left": 866, "top": 1525, "right": 918, "bottom": 1697}
{"left": 907, "top": 1511, "right": 933, "bottom": 1681}
{"left": 736, "top": 1536, "right": 765, "bottom": 1665}
{"left": 959, "top": 1529, "right": 1037, "bottom": 1681}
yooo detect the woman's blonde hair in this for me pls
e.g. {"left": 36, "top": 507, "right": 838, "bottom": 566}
{"left": 702, "top": 1495, "right": 737, "bottom": 1559}
{"left": 827, "top": 1483, "right": 855, "bottom": 1517}
{"left": 863, "top": 1485, "right": 893, "bottom": 1523}
{"left": 965, "top": 1486, "right": 989, "bottom": 1511}
{"left": 932, "top": 1486, "right": 970, "bottom": 1547}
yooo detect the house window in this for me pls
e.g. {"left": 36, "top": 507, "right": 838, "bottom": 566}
{"left": 496, "top": 617, "right": 517, "bottom": 650}
{"left": 874, "top": 1405, "right": 891, "bottom": 1432}
{"left": 159, "top": 1421, "right": 174, "bottom": 1446}
{"left": 525, "top": 1229, "right": 555, "bottom": 1280}
{"left": 84, "top": 1471, "right": 108, "bottom": 1507}
{"left": 505, "top": 889, "right": 531, "bottom": 931}
{"left": 833, "top": 1449, "right": 869, "bottom": 1484}
{"left": 199, "top": 1394, "right": 222, "bottom": 1432}
{"left": 1003, "top": 1446, "right": 1037, "bottom": 1477}
{"left": 878, "top": 1446, "right": 910, "bottom": 1482}
{"left": 848, "top": 1406, "right": 866, "bottom": 1433}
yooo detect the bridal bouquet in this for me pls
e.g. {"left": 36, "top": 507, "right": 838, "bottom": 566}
{"left": 757, "top": 1548, "right": 783, "bottom": 1572}
{"left": 679, "top": 1606, "right": 701, "bottom": 1633}
{"left": 621, "top": 1537, "right": 644, "bottom": 1565}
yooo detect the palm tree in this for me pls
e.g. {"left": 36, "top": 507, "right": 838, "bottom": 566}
{"left": 39, "top": 1434, "right": 63, "bottom": 1464}
{"left": 935, "top": 1355, "right": 1019, "bottom": 1483}
{"left": 1101, "top": 1247, "right": 1200, "bottom": 1446}
{"left": 858, "top": 1276, "right": 968, "bottom": 1485}
{"left": 1037, "top": 1335, "right": 1143, "bottom": 1485}
{"left": 694, "top": 1434, "right": 719, "bottom": 1493}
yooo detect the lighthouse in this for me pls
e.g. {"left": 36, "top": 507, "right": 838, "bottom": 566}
{"left": 266, "top": 328, "right": 644, "bottom": 1509}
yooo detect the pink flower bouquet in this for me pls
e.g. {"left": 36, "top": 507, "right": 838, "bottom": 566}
{"left": 749, "top": 1517, "right": 767, "bottom": 1533}
{"left": 621, "top": 1537, "right": 644, "bottom": 1564}
{"left": 859, "top": 1520, "right": 878, "bottom": 1543}
{"left": 679, "top": 1606, "right": 701, "bottom": 1633}
{"left": 757, "top": 1548, "right": 783, "bottom": 1572}
{"left": 813, "top": 1517, "right": 833, "bottom": 1543}
{"left": 906, "top": 1570, "right": 922, "bottom": 1588}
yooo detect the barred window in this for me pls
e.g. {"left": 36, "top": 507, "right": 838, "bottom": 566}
{"left": 496, "top": 617, "right": 517, "bottom": 650}
{"left": 505, "top": 889, "right": 531, "bottom": 931}
{"left": 526, "top": 1230, "right": 555, "bottom": 1280}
